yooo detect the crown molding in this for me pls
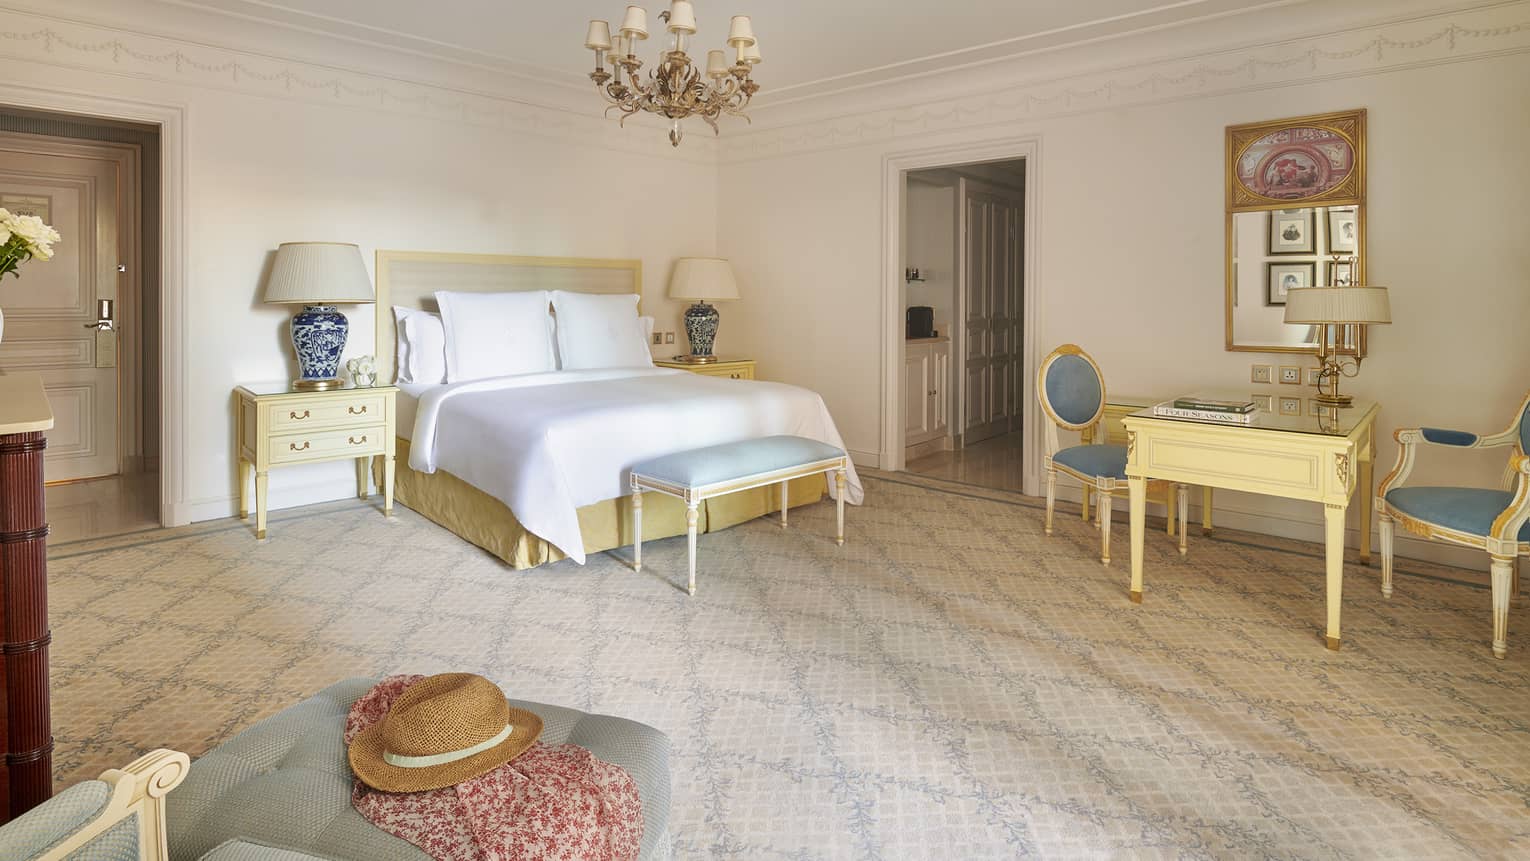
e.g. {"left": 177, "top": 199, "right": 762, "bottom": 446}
{"left": 0, "top": 4, "right": 717, "bottom": 163}
{"left": 720, "top": 1, "right": 1530, "bottom": 162}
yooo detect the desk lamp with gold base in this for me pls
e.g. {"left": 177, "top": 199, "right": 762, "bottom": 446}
{"left": 1283, "top": 285, "right": 1391, "bottom": 407}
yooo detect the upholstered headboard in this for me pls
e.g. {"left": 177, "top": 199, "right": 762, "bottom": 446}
{"left": 373, "top": 250, "right": 643, "bottom": 382}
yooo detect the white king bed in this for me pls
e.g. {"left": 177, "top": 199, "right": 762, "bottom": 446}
{"left": 374, "top": 250, "right": 863, "bottom": 569}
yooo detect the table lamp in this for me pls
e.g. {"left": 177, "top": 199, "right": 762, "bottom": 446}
{"left": 263, "top": 242, "right": 375, "bottom": 390}
{"left": 1283, "top": 286, "right": 1391, "bottom": 406}
{"left": 667, "top": 257, "right": 740, "bottom": 363}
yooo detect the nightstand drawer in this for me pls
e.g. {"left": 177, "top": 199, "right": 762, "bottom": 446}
{"left": 690, "top": 365, "right": 754, "bottom": 380}
{"left": 270, "top": 393, "right": 387, "bottom": 431}
{"left": 270, "top": 425, "right": 386, "bottom": 465}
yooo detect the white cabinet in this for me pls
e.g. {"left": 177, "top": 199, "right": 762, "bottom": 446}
{"left": 904, "top": 338, "right": 951, "bottom": 456}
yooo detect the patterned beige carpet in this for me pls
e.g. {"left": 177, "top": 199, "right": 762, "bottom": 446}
{"left": 48, "top": 472, "right": 1530, "bottom": 858}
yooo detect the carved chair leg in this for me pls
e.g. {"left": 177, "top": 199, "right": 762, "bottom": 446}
{"left": 1177, "top": 484, "right": 1189, "bottom": 556}
{"left": 1378, "top": 512, "right": 1394, "bottom": 598}
{"left": 1045, "top": 468, "right": 1057, "bottom": 536}
{"left": 1100, "top": 492, "right": 1112, "bottom": 565}
{"left": 1491, "top": 554, "right": 1513, "bottom": 659}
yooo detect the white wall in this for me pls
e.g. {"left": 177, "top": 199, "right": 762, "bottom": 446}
{"left": 903, "top": 178, "right": 956, "bottom": 334}
{"left": 0, "top": 2, "right": 717, "bottom": 522}
{"left": 717, "top": 2, "right": 1530, "bottom": 564}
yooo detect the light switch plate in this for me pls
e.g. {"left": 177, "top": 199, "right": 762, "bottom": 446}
{"left": 1278, "top": 396, "right": 1302, "bottom": 416}
{"left": 664, "top": 332, "right": 675, "bottom": 344}
{"left": 1251, "top": 393, "right": 1274, "bottom": 411}
{"left": 1251, "top": 364, "right": 1273, "bottom": 384}
{"left": 1278, "top": 365, "right": 1302, "bottom": 385}
{"left": 1306, "top": 367, "right": 1323, "bottom": 386}
{"left": 652, "top": 331, "right": 663, "bottom": 345}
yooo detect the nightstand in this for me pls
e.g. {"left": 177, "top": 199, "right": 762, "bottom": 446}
{"left": 653, "top": 357, "right": 756, "bottom": 381}
{"left": 235, "top": 383, "right": 397, "bottom": 538}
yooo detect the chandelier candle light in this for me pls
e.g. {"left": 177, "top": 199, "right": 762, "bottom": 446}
{"left": 585, "top": 2, "right": 760, "bottom": 147}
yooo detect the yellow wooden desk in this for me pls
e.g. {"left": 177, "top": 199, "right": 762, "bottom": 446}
{"left": 1081, "top": 395, "right": 1214, "bottom": 536}
{"left": 1123, "top": 400, "right": 1378, "bottom": 651}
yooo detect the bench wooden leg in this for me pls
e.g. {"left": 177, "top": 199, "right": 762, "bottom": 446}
{"left": 632, "top": 489, "right": 643, "bottom": 573}
{"left": 686, "top": 502, "right": 699, "bottom": 596}
{"left": 780, "top": 479, "right": 789, "bottom": 528}
{"left": 835, "top": 468, "right": 847, "bottom": 546}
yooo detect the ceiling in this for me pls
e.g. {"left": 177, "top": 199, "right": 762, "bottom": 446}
{"left": 163, "top": 0, "right": 1288, "bottom": 93}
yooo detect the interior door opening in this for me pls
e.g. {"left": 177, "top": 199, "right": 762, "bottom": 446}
{"left": 899, "top": 158, "right": 1027, "bottom": 492}
{"left": 0, "top": 107, "right": 162, "bottom": 542}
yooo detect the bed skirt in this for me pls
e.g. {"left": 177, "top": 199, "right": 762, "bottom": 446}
{"left": 377, "top": 437, "right": 828, "bottom": 570}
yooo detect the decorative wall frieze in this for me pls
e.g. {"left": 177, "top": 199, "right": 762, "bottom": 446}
{"left": 0, "top": 8, "right": 717, "bottom": 163}
{"left": 719, "top": 2, "right": 1530, "bottom": 163}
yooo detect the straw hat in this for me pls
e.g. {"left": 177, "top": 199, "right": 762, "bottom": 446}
{"left": 349, "top": 673, "right": 543, "bottom": 793}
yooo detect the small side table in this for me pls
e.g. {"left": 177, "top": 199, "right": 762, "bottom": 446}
{"left": 234, "top": 383, "right": 397, "bottom": 538}
{"left": 653, "top": 357, "right": 756, "bottom": 381}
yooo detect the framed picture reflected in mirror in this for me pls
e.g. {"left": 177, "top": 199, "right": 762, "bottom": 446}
{"left": 1268, "top": 209, "right": 1315, "bottom": 254}
{"left": 1267, "top": 261, "right": 1315, "bottom": 306}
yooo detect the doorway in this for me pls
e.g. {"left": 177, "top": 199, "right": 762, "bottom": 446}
{"left": 0, "top": 109, "right": 162, "bottom": 541}
{"left": 899, "top": 158, "right": 1029, "bottom": 493}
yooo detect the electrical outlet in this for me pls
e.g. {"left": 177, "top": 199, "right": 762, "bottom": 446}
{"left": 1278, "top": 396, "right": 1302, "bottom": 416}
{"left": 1278, "top": 365, "right": 1302, "bottom": 385}
{"left": 664, "top": 332, "right": 675, "bottom": 345}
{"left": 1251, "top": 364, "right": 1273, "bottom": 384}
{"left": 1251, "top": 393, "right": 1274, "bottom": 411}
{"left": 1306, "top": 367, "right": 1323, "bottom": 387}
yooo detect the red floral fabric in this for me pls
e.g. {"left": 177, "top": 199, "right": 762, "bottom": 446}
{"left": 345, "top": 675, "right": 643, "bottom": 861}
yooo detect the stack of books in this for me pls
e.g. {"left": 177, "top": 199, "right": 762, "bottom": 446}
{"left": 1152, "top": 396, "right": 1259, "bottom": 425}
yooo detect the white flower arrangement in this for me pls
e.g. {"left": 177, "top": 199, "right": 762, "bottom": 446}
{"left": 346, "top": 354, "right": 379, "bottom": 387}
{"left": 0, "top": 208, "right": 62, "bottom": 279}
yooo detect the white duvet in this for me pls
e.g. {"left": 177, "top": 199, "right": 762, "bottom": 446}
{"left": 408, "top": 367, "right": 864, "bottom": 563}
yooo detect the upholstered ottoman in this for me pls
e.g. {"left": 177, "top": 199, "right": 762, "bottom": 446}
{"left": 167, "top": 678, "right": 672, "bottom": 860}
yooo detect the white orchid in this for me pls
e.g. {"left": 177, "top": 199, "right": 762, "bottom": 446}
{"left": 0, "top": 207, "right": 62, "bottom": 281}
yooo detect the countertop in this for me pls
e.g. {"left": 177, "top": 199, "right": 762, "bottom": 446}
{"left": 906, "top": 335, "right": 949, "bottom": 344}
{"left": 0, "top": 373, "right": 55, "bottom": 435}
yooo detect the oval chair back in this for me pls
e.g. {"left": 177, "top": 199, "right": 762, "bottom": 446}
{"left": 1518, "top": 391, "right": 1530, "bottom": 457}
{"left": 1037, "top": 345, "right": 1106, "bottom": 455}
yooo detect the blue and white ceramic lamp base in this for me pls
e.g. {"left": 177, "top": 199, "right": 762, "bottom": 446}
{"left": 677, "top": 301, "right": 721, "bottom": 364}
{"left": 290, "top": 304, "right": 350, "bottom": 390}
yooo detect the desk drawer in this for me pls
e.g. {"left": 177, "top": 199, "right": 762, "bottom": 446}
{"left": 270, "top": 394, "right": 386, "bottom": 431}
{"left": 270, "top": 425, "right": 385, "bottom": 465}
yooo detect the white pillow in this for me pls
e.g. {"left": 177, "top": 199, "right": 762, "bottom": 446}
{"left": 435, "top": 290, "right": 557, "bottom": 382}
{"left": 550, "top": 291, "right": 654, "bottom": 370}
{"left": 392, "top": 306, "right": 447, "bottom": 385}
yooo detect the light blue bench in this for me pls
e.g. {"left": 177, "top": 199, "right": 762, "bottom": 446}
{"left": 630, "top": 435, "right": 850, "bottom": 595}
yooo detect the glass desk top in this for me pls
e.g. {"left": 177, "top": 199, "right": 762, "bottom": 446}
{"left": 1128, "top": 394, "right": 1376, "bottom": 437}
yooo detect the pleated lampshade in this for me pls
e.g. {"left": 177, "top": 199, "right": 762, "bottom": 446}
{"left": 1283, "top": 287, "right": 1391, "bottom": 324}
{"left": 263, "top": 242, "right": 374, "bottom": 305}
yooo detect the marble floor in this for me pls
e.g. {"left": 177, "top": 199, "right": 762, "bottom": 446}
{"left": 46, "top": 472, "right": 161, "bottom": 544}
{"left": 905, "top": 430, "right": 1025, "bottom": 492}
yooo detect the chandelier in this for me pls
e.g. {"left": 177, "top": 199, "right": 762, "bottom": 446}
{"left": 583, "top": 2, "right": 761, "bottom": 147}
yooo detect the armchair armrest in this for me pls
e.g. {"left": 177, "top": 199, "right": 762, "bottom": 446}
{"left": 1419, "top": 427, "right": 1481, "bottom": 447}
{"left": 1489, "top": 454, "right": 1530, "bottom": 552}
{"left": 31, "top": 749, "right": 189, "bottom": 861}
{"left": 1379, "top": 426, "right": 1509, "bottom": 498}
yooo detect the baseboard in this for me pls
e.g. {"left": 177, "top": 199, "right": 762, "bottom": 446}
{"left": 1054, "top": 485, "right": 1485, "bottom": 571}
{"left": 849, "top": 448, "right": 880, "bottom": 469}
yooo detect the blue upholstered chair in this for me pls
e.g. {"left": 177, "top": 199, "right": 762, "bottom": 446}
{"left": 1038, "top": 344, "right": 1188, "bottom": 564}
{"left": 1377, "top": 391, "right": 1530, "bottom": 659}
{"left": 0, "top": 749, "right": 187, "bottom": 860}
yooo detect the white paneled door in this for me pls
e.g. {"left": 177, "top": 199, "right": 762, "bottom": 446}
{"left": 0, "top": 136, "right": 131, "bottom": 482}
{"left": 961, "top": 179, "right": 1023, "bottom": 446}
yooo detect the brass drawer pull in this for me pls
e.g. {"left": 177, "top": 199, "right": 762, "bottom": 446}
{"left": 348, "top": 435, "right": 368, "bottom": 445}
{"left": 289, "top": 441, "right": 310, "bottom": 452}
{"left": 348, "top": 405, "right": 367, "bottom": 415}
{"left": 289, "top": 410, "right": 310, "bottom": 420}
{"left": 730, "top": 373, "right": 741, "bottom": 379}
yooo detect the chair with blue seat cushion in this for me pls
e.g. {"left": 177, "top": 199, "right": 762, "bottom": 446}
{"left": 1037, "top": 344, "right": 1189, "bottom": 565}
{"left": 1377, "top": 390, "right": 1530, "bottom": 658}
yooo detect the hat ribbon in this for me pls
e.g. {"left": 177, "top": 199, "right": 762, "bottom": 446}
{"left": 382, "top": 724, "right": 514, "bottom": 768}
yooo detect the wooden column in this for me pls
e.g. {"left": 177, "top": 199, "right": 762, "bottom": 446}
{"left": 0, "top": 429, "right": 51, "bottom": 819}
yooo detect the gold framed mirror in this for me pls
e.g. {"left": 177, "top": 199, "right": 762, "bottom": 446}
{"left": 1224, "top": 109, "right": 1367, "bottom": 354}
